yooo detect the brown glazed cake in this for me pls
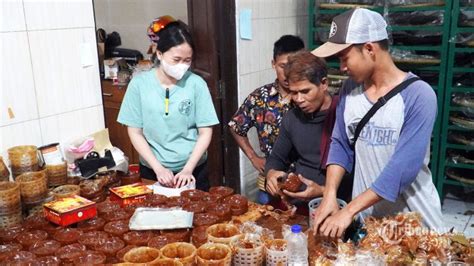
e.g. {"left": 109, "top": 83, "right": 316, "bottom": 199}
{"left": 78, "top": 231, "right": 109, "bottom": 248}
{"left": 29, "top": 240, "right": 61, "bottom": 257}
{"left": 52, "top": 228, "right": 82, "bottom": 245}
{"left": 123, "top": 231, "right": 156, "bottom": 246}
{"left": 205, "top": 203, "right": 232, "bottom": 222}
{"left": 16, "top": 230, "right": 48, "bottom": 248}
{"left": 77, "top": 217, "right": 106, "bottom": 232}
{"left": 180, "top": 189, "right": 206, "bottom": 201}
{"left": 104, "top": 219, "right": 130, "bottom": 237}
{"left": 193, "top": 213, "right": 220, "bottom": 227}
{"left": 280, "top": 173, "right": 302, "bottom": 192}
{"left": 209, "top": 186, "right": 234, "bottom": 198}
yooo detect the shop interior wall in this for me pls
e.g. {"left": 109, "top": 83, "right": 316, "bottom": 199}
{"left": 93, "top": 0, "right": 187, "bottom": 59}
{"left": 236, "top": 0, "right": 308, "bottom": 200}
{"left": 1, "top": 0, "right": 104, "bottom": 177}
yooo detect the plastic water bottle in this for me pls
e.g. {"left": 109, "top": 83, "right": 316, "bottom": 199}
{"left": 286, "top": 224, "right": 308, "bottom": 266}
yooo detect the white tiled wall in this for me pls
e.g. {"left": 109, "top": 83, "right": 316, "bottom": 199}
{"left": 235, "top": 0, "right": 309, "bottom": 199}
{"left": 0, "top": 0, "right": 104, "bottom": 171}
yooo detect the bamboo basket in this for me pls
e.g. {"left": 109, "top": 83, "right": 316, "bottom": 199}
{"left": 45, "top": 161, "right": 67, "bottom": 187}
{"left": 16, "top": 171, "right": 48, "bottom": 204}
{"left": 0, "top": 210, "right": 23, "bottom": 229}
{"left": 196, "top": 243, "right": 232, "bottom": 266}
{"left": 8, "top": 145, "right": 39, "bottom": 178}
{"left": 52, "top": 184, "right": 80, "bottom": 199}
{"left": 160, "top": 242, "right": 197, "bottom": 266}
{"left": 123, "top": 247, "right": 161, "bottom": 264}
{"left": 150, "top": 258, "right": 183, "bottom": 266}
{"left": 206, "top": 223, "right": 241, "bottom": 245}
{"left": 0, "top": 181, "right": 21, "bottom": 215}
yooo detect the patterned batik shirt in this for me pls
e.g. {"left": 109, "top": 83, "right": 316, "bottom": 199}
{"left": 228, "top": 81, "right": 292, "bottom": 157}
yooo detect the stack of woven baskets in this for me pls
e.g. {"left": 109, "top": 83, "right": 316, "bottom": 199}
{"left": 0, "top": 181, "right": 22, "bottom": 229}
{"left": 16, "top": 170, "right": 49, "bottom": 216}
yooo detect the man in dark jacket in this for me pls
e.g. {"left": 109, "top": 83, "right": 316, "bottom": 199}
{"left": 265, "top": 51, "right": 351, "bottom": 209}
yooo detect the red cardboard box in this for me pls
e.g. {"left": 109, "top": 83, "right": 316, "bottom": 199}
{"left": 43, "top": 195, "right": 97, "bottom": 226}
{"left": 109, "top": 183, "right": 153, "bottom": 207}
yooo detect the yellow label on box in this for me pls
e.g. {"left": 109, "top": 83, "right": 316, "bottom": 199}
{"left": 44, "top": 195, "right": 95, "bottom": 214}
{"left": 110, "top": 183, "right": 152, "bottom": 199}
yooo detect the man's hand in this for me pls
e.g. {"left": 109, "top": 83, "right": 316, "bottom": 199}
{"left": 282, "top": 174, "right": 325, "bottom": 201}
{"left": 265, "top": 169, "right": 286, "bottom": 196}
{"left": 173, "top": 171, "right": 195, "bottom": 188}
{"left": 319, "top": 207, "right": 354, "bottom": 238}
{"left": 250, "top": 155, "right": 266, "bottom": 173}
{"left": 154, "top": 167, "right": 174, "bottom": 187}
{"left": 312, "top": 194, "right": 340, "bottom": 235}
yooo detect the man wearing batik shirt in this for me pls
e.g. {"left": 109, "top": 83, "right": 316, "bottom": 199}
{"left": 228, "top": 35, "right": 304, "bottom": 204}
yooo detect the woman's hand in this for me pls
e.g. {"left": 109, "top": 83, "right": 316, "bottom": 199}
{"left": 174, "top": 170, "right": 196, "bottom": 188}
{"left": 154, "top": 167, "right": 174, "bottom": 187}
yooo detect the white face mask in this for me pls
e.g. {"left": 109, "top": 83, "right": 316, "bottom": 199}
{"left": 160, "top": 58, "right": 190, "bottom": 80}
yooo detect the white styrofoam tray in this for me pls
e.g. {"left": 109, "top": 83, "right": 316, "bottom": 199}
{"left": 129, "top": 207, "right": 194, "bottom": 230}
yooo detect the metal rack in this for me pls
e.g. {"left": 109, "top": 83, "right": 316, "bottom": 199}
{"left": 308, "top": 0, "right": 453, "bottom": 184}
{"left": 436, "top": 0, "right": 474, "bottom": 198}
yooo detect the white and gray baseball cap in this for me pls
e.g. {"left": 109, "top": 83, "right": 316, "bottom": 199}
{"left": 311, "top": 8, "right": 388, "bottom": 58}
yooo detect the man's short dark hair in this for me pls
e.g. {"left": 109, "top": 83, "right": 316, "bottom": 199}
{"left": 273, "top": 35, "right": 305, "bottom": 60}
{"left": 285, "top": 51, "right": 327, "bottom": 86}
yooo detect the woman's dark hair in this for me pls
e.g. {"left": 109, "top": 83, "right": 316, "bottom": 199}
{"left": 284, "top": 50, "right": 327, "bottom": 86}
{"left": 152, "top": 21, "right": 194, "bottom": 64}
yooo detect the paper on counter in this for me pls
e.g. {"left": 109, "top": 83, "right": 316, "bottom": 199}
{"left": 152, "top": 181, "right": 195, "bottom": 197}
{"left": 129, "top": 208, "right": 193, "bottom": 230}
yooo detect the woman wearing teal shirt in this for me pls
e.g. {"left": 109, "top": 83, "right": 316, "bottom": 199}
{"left": 118, "top": 16, "right": 219, "bottom": 190}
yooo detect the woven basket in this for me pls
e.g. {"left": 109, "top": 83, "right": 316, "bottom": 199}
{"left": 16, "top": 171, "right": 48, "bottom": 204}
{"left": 0, "top": 210, "right": 23, "bottom": 229}
{"left": 0, "top": 181, "right": 21, "bottom": 215}
{"left": 52, "top": 184, "right": 80, "bottom": 199}
{"left": 206, "top": 223, "right": 241, "bottom": 245}
{"left": 196, "top": 243, "right": 232, "bottom": 266}
{"left": 123, "top": 247, "right": 161, "bottom": 263}
{"left": 8, "top": 145, "right": 38, "bottom": 165}
{"left": 8, "top": 145, "right": 39, "bottom": 178}
{"left": 231, "top": 235, "right": 264, "bottom": 266}
{"left": 150, "top": 258, "right": 184, "bottom": 266}
{"left": 160, "top": 242, "right": 196, "bottom": 266}
{"left": 265, "top": 239, "right": 288, "bottom": 266}
{"left": 46, "top": 162, "right": 67, "bottom": 187}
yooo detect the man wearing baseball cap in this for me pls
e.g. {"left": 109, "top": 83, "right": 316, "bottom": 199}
{"left": 311, "top": 8, "right": 444, "bottom": 237}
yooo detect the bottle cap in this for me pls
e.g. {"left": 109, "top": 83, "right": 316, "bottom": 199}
{"left": 291, "top": 224, "right": 301, "bottom": 233}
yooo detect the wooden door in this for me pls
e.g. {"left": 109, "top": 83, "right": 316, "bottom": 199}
{"left": 187, "top": 0, "right": 240, "bottom": 191}
{"left": 102, "top": 80, "right": 139, "bottom": 164}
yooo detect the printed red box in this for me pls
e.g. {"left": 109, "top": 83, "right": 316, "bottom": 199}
{"left": 109, "top": 183, "right": 153, "bottom": 207}
{"left": 43, "top": 195, "right": 97, "bottom": 226}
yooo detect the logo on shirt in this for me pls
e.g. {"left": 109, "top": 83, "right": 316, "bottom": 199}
{"left": 358, "top": 122, "right": 398, "bottom": 146}
{"left": 179, "top": 99, "right": 192, "bottom": 116}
